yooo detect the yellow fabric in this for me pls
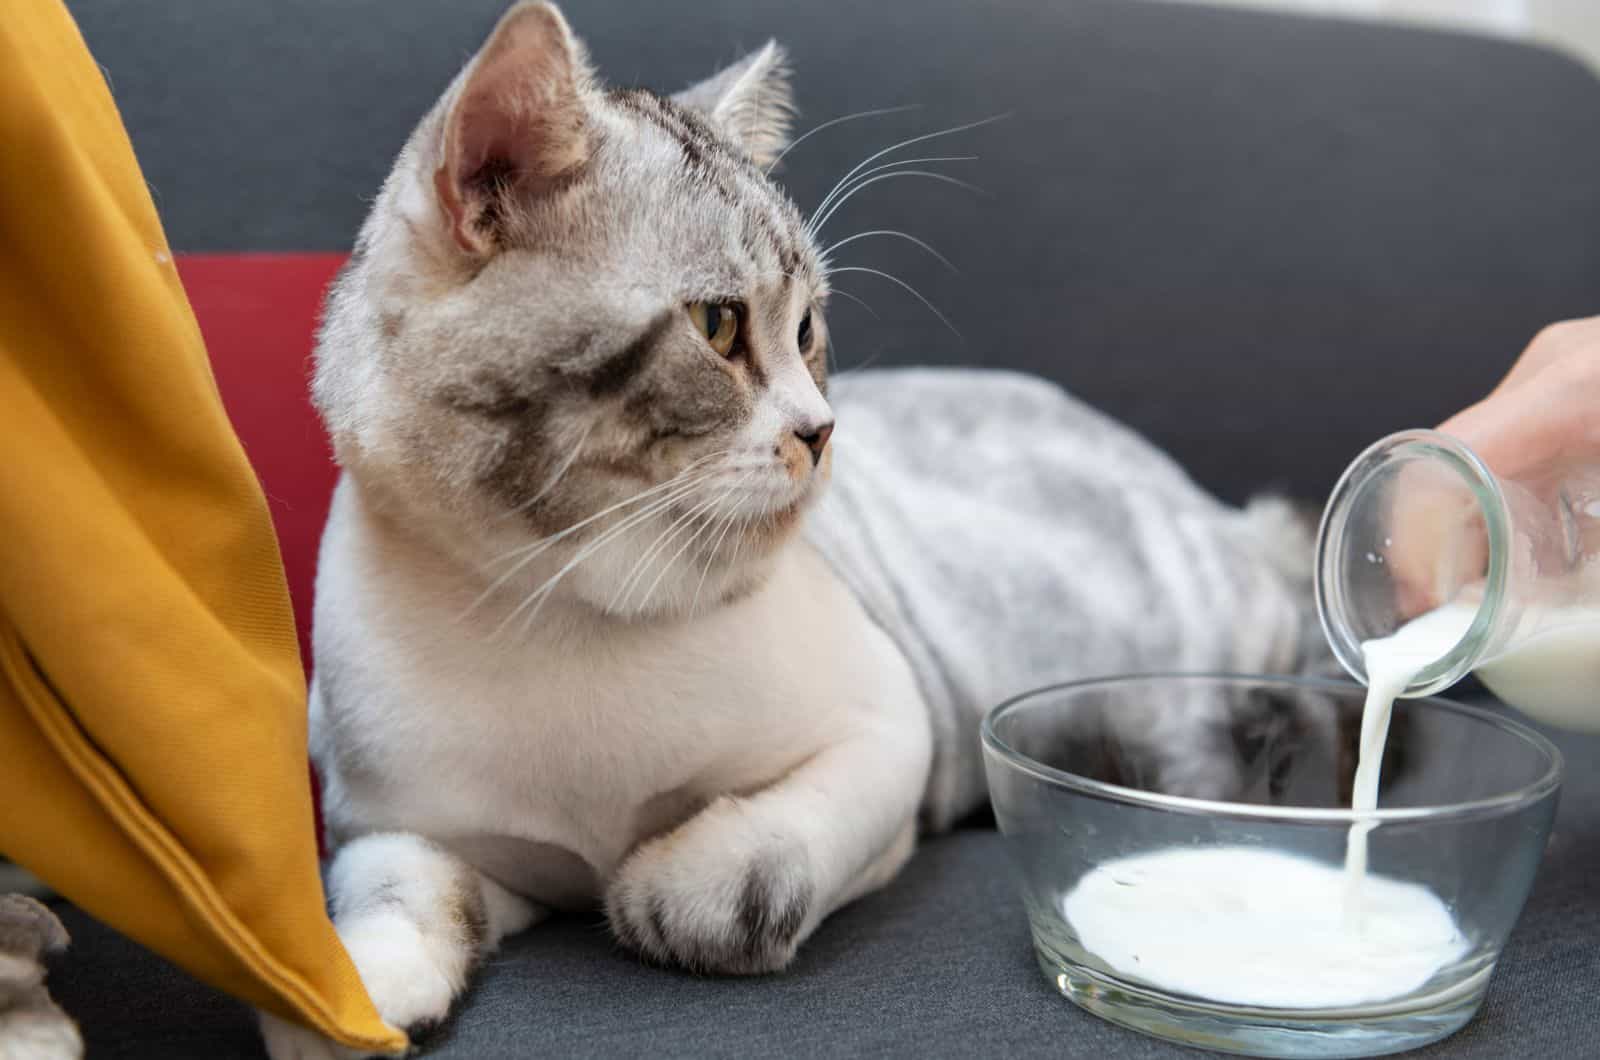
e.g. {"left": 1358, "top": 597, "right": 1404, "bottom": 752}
{"left": 0, "top": 3, "right": 404, "bottom": 1053}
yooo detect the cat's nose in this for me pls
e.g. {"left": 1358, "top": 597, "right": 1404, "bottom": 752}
{"left": 796, "top": 421, "right": 834, "bottom": 466}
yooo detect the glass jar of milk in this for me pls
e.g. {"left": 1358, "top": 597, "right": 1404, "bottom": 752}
{"left": 1317, "top": 429, "right": 1600, "bottom": 730}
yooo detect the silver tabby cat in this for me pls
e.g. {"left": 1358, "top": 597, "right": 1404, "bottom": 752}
{"left": 261, "top": 4, "right": 1317, "bottom": 1056}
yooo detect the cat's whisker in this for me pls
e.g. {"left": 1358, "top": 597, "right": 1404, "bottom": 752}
{"left": 612, "top": 475, "right": 750, "bottom": 613}
{"left": 509, "top": 452, "right": 756, "bottom": 630}
{"left": 821, "top": 229, "right": 959, "bottom": 274}
{"left": 763, "top": 103, "right": 922, "bottom": 174}
{"left": 748, "top": 265, "right": 807, "bottom": 286}
{"left": 499, "top": 510, "right": 667, "bottom": 640}
{"left": 491, "top": 486, "right": 699, "bottom": 637}
{"left": 608, "top": 478, "right": 728, "bottom": 614}
{"left": 484, "top": 451, "right": 731, "bottom": 569}
{"left": 491, "top": 419, "right": 596, "bottom": 524}
{"left": 490, "top": 472, "right": 721, "bottom": 638}
{"left": 632, "top": 470, "right": 758, "bottom": 615}
{"left": 826, "top": 287, "right": 880, "bottom": 319}
{"left": 722, "top": 506, "right": 752, "bottom": 593}
{"left": 807, "top": 156, "right": 979, "bottom": 237}
{"left": 463, "top": 465, "right": 726, "bottom": 622}
{"left": 635, "top": 491, "right": 737, "bottom": 617}
{"left": 832, "top": 348, "right": 884, "bottom": 379}
{"left": 810, "top": 170, "right": 987, "bottom": 240}
{"left": 805, "top": 113, "right": 1009, "bottom": 230}
{"left": 689, "top": 482, "right": 752, "bottom": 616}
{"left": 828, "top": 265, "right": 963, "bottom": 340}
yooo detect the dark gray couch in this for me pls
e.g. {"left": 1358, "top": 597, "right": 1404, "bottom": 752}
{"left": 55, "top": 0, "right": 1600, "bottom": 1055}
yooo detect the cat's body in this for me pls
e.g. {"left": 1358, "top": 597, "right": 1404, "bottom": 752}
{"left": 312, "top": 469, "right": 928, "bottom": 928}
{"left": 808, "top": 368, "right": 1317, "bottom": 827}
{"left": 261, "top": 4, "right": 1314, "bottom": 1057}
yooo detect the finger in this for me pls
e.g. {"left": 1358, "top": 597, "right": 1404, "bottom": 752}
{"left": 1439, "top": 358, "right": 1600, "bottom": 481}
{"left": 1487, "top": 315, "right": 1600, "bottom": 399}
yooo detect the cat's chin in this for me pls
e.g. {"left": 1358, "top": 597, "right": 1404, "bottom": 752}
{"left": 757, "top": 495, "right": 812, "bottom": 536}
{"left": 744, "top": 477, "right": 825, "bottom": 540}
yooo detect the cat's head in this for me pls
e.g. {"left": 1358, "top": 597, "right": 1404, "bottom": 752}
{"left": 316, "top": 2, "right": 833, "bottom": 620}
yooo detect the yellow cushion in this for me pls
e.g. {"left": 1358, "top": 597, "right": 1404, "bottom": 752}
{"left": 0, "top": 3, "right": 404, "bottom": 1052}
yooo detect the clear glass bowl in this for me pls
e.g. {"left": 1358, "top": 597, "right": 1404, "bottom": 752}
{"left": 981, "top": 674, "right": 1562, "bottom": 1059}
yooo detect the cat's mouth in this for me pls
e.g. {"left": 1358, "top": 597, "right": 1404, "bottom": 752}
{"left": 669, "top": 457, "right": 824, "bottom": 547}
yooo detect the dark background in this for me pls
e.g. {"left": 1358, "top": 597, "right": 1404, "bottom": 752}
{"left": 67, "top": 0, "right": 1600, "bottom": 506}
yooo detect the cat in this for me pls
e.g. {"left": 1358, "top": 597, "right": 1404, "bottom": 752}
{"left": 260, "top": 3, "right": 1317, "bottom": 1056}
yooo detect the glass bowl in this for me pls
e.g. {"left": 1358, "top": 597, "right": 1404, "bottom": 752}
{"left": 981, "top": 674, "right": 1561, "bottom": 1059}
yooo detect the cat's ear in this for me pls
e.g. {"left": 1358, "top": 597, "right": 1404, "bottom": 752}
{"left": 672, "top": 42, "right": 794, "bottom": 168}
{"left": 434, "top": 2, "right": 592, "bottom": 255}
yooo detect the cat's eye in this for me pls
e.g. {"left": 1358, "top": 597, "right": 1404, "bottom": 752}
{"left": 797, "top": 309, "right": 814, "bottom": 352}
{"left": 688, "top": 301, "right": 740, "bottom": 358}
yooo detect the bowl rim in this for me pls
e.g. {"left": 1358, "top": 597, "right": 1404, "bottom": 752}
{"left": 980, "top": 672, "right": 1564, "bottom": 824}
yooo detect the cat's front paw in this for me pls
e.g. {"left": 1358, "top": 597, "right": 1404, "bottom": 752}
{"left": 606, "top": 796, "right": 814, "bottom": 974}
{"left": 258, "top": 911, "right": 459, "bottom": 1060}
{"left": 337, "top": 912, "right": 457, "bottom": 1038}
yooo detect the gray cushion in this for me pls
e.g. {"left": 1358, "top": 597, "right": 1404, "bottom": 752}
{"left": 43, "top": 703, "right": 1600, "bottom": 1058}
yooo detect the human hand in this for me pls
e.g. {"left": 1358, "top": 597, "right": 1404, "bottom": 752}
{"left": 1387, "top": 317, "right": 1600, "bottom": 616}
{"left": 1438, "top": 316, "right": 1600, "bottom": 478}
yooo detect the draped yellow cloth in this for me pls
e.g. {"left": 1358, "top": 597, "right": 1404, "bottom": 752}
{"left": 0, "top": 3, "right": 403, "bottom": 1052}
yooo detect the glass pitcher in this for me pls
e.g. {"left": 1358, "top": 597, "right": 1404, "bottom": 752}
{"left": 1316, "top": 429, "right": 1600, "bottom": 730}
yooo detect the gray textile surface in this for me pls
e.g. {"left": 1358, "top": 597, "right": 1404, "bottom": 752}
{"left": 42, "top": 700, "right": 1600, "bottom": 1057}
{"left": 65, "top": 0, "right": 1600, "bottom": 505}
{"left": 808, "top": 369, "right": 1305, "bottom": 830}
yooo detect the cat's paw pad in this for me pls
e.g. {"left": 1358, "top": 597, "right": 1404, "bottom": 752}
{"left": 606, "top": 797, "right": 813, "bottom": 974}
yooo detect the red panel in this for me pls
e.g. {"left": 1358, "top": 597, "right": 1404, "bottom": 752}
{"left": 177, "top": 253, "right": 348, "bottom": 849}
{"left": 176, "top": 253, "right": 347, "bottom": 673}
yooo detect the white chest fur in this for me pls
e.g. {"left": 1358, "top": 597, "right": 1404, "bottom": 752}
{"left": 310, "top": 476, "right": 929, "bottom": 907}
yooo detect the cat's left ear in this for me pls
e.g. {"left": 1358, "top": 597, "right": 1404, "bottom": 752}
{"left": 434, "top": 2, "right": 593, "bottom": 256}
{"left": 672, "top": 42, "right": 794, "bottom": 168}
